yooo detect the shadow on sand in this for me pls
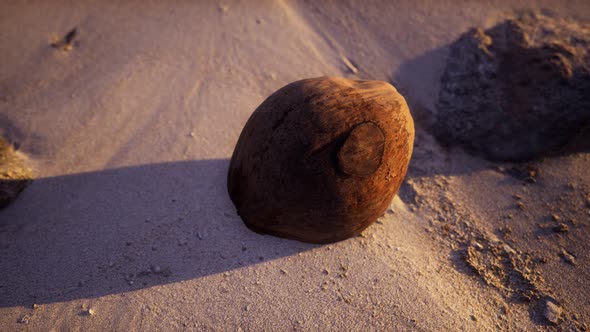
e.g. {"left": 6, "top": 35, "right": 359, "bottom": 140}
{"left": 0, "top": 159, "right": 317, "bottom": 307}
{"left": 392, "top": 44, "right": 497, "bottom": 205}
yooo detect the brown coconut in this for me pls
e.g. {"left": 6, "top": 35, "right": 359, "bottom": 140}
{"left": 227, "top": 76, "right": 414, "bottom": 244}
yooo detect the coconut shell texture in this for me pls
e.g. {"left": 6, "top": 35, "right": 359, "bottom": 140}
{"left": 227, "top": 77, "right": 414, "bottom": 244}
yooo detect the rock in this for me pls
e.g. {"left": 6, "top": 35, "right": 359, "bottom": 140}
{"left": 227, "top": 76, "right": 414, "bottom": 243}
{"left": 0, "top": 137, "right": 32, "bottom": 208}
{"left": 543, "top": 300, "right": 562, "bottom": 325}
{"left": 553, "top": 223, "right": 569, "bottom": 233}
{"left": 435, "top": 13, "right": 590, "bottom": 161}
{"left": 559, "top": 248, "right": 577, "bottom": 266}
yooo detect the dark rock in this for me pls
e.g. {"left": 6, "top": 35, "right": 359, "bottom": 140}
{"left": 435, "top": 13, "right": 590, "bottom": 161}
{"left": 227, "top": 77, "right": 414, "bottom": 243}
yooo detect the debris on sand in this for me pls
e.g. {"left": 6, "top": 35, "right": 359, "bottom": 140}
{"left": 80, "top": 304, "right": 95, "bottom": 316}
{"left": 340, "top": 55, "right": 359, "bottom": 74}
{"left": 552, "top": 223, "right": 569, "bottom": 233}
{"left": 50, "top": 28, "right": 78, "bottom": 51}
{"left": 543, "top": 299, "right": 562, "bottom": 325}
{"left": 0, "top": 137, "right": 32, "bottom": 208}
{"left": 504, "top": 165, "right": 539, "bottom": 183}
{"left": 465, "top": 239, "right": 542, "bottom": 301}
{"left": 559, "top": 249, "right": 577, "bottom": 266}
{"left": 435, "top": 13, "right": 590, "bottom": 161}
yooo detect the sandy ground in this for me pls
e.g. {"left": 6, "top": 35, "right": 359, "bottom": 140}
{"left": 1, "top": 1, "right": 589, "bottom": 331}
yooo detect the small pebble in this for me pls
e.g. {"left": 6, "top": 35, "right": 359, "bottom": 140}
{"left": 552, "top": 214, "right": 561, "bottom": 222}
{"left": 502, "top": 244, "right": 516, "bottom": 255}
{"left": 499, "top": 225, "right": 512, "bottom": 236}
{"left": 17, "top": 315, "right": 29, "bottom": 324}
{"left": 499, "top": 303, "right": 509, "bottom": 315}
{"left": 543, "top": 300, "right": 562, "bottom": 324}
{"left": 82, "top": 307, "right": 95, "bottom": 316}
{"left": 553, "top": 223, "right": 569, "bottom": 233}
{"left": 472, "top": 242, "right": 484, "bottom": 251}
{"left": 560, "top": 249, "right": 577, "bottom": 266}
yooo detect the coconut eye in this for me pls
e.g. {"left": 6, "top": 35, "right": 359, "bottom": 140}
{"left": 337, "top": 122, "right": 385, "bottom": 177}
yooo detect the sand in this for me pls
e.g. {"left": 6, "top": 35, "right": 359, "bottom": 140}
{"left": 0, "top": 1, "right": 589, "bottom": 331}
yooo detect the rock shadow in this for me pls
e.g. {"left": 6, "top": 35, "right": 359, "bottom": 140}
{"left": 392, "top": 45, "right": 499, "bottom": 207}
{"left": 393, "top": 45, "right": 494, "bottom": 181}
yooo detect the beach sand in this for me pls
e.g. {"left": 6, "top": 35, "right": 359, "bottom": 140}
{"left": 1, "top": 1, "right": 589, "bottom": 331}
